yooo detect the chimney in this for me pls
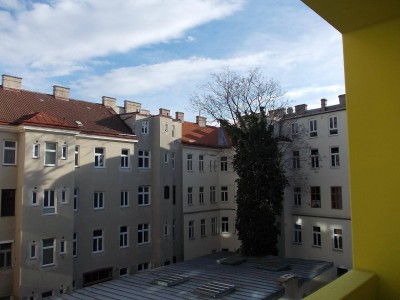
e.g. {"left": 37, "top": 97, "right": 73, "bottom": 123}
{"left": 287, "top": 107, "right": 294, "bottom": 114}
{"left": 338, "top": 94, "right": 346, "bottom": 107}
{"left": 53, "top": 85, "right": 70, "bottom": 100}
{"left": 2, "top": 75, "right": 22, "bottom": 90}
{"left": 295, "top": 104, "right": 307, "bottom": 114}
{"left": 102, "top": 96, "right": 117, "bottom": 112}
{"left": 159, "top": 108, "right": 170, "bottom": 117}
{"left": 196, "top": 116, "right": 207, "bottom": 127}
{"left": 175, "top": 112, "right": 184, "bottom": 123}
{"left": 321, "top": 98, "right": 327, "bottom": 111}
{"left": 124, "top": 100, "right": 141, "bottom": 113}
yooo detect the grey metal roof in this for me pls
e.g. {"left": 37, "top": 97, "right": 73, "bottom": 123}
{"left": 54, "top": 252, "right": 333, "bottom": 300}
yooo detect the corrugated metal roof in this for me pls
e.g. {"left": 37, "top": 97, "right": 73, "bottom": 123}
{"left": 54, "top": 252, "right": 333, "bottom": 300}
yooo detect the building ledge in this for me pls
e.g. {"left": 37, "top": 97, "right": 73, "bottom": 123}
{"left": 305, "top": 270, "right": 378, "bottom": 300}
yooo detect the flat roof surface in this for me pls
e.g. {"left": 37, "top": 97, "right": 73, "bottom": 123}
{"left": 54, "top": 252, "right": 333, "bottom": 300}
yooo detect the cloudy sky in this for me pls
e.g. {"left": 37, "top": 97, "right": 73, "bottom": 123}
{"left": 0, "top": 0, "right": 344, "bottom": 121}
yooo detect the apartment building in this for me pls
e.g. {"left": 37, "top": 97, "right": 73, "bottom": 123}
{"left": 181, "top": 116, "right": 240, "bottom": 260}
{"left": 279, "top": 95, "right": 352, "bottom": 276}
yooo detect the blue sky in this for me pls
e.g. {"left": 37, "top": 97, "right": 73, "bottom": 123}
{"left": 0, "top": 0, "right": 344, "bottom": 121}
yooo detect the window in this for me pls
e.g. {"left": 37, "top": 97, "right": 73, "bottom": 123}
{"left": 221, "top": 186, "right": 228, "bottom": 202}
{"left": 163, "top": 223, "right": 169, "bottom": 237}
{"left": 172, "top": 219, "right": 176, "bottom": 239}
{"left": 92, "top": 230, "right": 103, "bottom": 253}
{"left": 199, "top": 187, "right": 204, "bottom": 204}
{"left": 171, "top": 152, "right": 175, "bottom": 169}
{"left": 187, "top": 187, "right": 193, "bottom": 205}
{"left": 42, "top": 238, "right": 55, "bottom": 266}
{"left": 138, "top": 186, "right": 150, "bottom": 206}
{"left": 313, "top": 226, "right": 321, "bottom": 247}
{"left": 3, "top": 140, "right": 16, "bottom": 165}
{"left": 138, "top": 223, "right": 150, "bottom": 244}
{"left": 60, "top": 239, "right": 66, "bottom": 255}
{"left": 220, "top": 157, "right": 228, "bottom": 171}
{"left": 164, "top": 151, "right": 169, "bottom": 163}
{"left": 93, "top": 192, "right": 104, "bottom": 210}
{"left": 292, "top": 150, "right": 300, "bottom": 169}
{"left": 61, "top": 144, "right": 68, "bottom": 160}
{"left": 73, "top": 233, "right": 77, "bottom": 257}
{"left": 199, "top": 155, "right": 204, "bottom": 171}
{"left": 211, "top": 217, "right": 218, "bottom": 235}
{"left": 94, "top": 147, "right": 105, "bottom": 168}
{"left": 73, "top": 188, "right": 79, "bottom": 211}
{"left": 187, "top": 154, "right": 193, "bottom": 171}
{"left": 119, "top": 267, "right": 129, "bottom": 277}
{"left": 29, "top": 242, "right": 37, "bottom": 259}
{"left": 210, "top": 186, "right": 216, "bottom": 203}
{"left": 330, "top": 147, "right": 340, "bottom": 167}
{"left": 171, "top": 125, "right": 175, "bottom": 137}
{"left": 164, "top": 185, "right": 170, "bottom": 199}
{"left": 294, "top": 187, "right": 301, "bottom": 206}
{"left": 329, "top": 116, "right": 338, "bottom": 135}
{"left": 200, "top": 219, "right": 206, "bottom": 237}
{"left": 43, "top": 190, "right": 55, "bottom": 215}
{"left": 331, "top": 186, "right": 343, "bottom": 209}
{"left": 74, "top": 145, "right": 80, "bottom": 167}
{"left": 333, "top": 228, "right": 343, "bottom": 250}
{"left": 172, "top": 185, "right": 176, "bottom": 205}
{"left": 120, "top": 226, "right": 129, "bottom": 248}
{"left": 188, "top": 220, "right": 195, "bottom": 239}
{"left": 41, "top": 291, "right": 53, "bottom": 299}
{"left": 138, "top": 150, "right": 150, "bottom": 168}
{"left": 83, "top": 267, "right": 112, "bottom": 287}
{"left": 137, "top": 262, "right": 149, "bottom": 271}
{"left": 311, "top": 186, "right": 321, "bottom": 208}
{"left": 221, "top": 217, "right": 229, "bottom": 233}
{"left": 120, "top": 191, "right": 129, "bottom": 207}
{"left": 141, "top": 121, "right": 149, "bottom": 134}
{"left": 309, "top": 119, "right": 318, "bottom": 137}
{"left": 311, "top": 149, "right": 319, "bottom": 168}
{"left": 33, "top": 143, "right": 40, "bottom": 159}
{"left": 32, "top": 191, "right": 38, "bottom": 206}
{"left": 1, "top": 189, "right": 15, "bottom": 216}
{"left": 0, "top": 243, "right": 12, "bottom": 268}
{"left": 44, "top": 142, "right": 57, "bottom": 166}
{"left": 60, "top": 189, "right": 67, "bottom": 204}
{"left": 164, "top": 123, "right": 168, "bottom": 132}
{"left": 294, "top": 224, "right": 302, "bottom": 244}
{"left": 121, "top": 149, "right": 129, "bottom": 168}
{"left": 291, "top": 122, "right": 299, "bottom": 139}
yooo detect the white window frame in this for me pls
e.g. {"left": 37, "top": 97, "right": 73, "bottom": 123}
{"left": 311, "top": 186, "right": 321, "bottom": 208}
{"left": 93, "top": 192, "right": 104, "bottom": 210}
{"left": 164, "top": 123, "right": 168, "bottom": 132}
{"left": 120, "top": 149, "right": 129, "bottom": 168}
{"left": 138, "top": 223, "right": 150, "bottom": 245}
{"left": 311, "top": 149, "right": 319, "bottom": 168}
{"left": 41, "top": 238, "right": 55, "bottom": 266}
{"left": 29, "top": 242, "right": 37, "bottom": 259}
{"left": 44, "top": 142, "right": 57, "bottom": 166}
{"left": 73, "top": 188, "right": 79, "bottom": 211}
{"left": 199, "top": 155, "right": 204, "bottom": 172}
{"left": 210, "top": 186, "right": 216, "bottom": 204}
{"left": 171, "top": 125, "right": 175, "bottom": 137}
{"left": 43, "top": 190, "right": 56, "bottom": 215}
{"left": 309, "top": 119, "right": 318, "bottom": 137}
{"left": 60, "top": 239, "right": 66, "bottom": 255}
{"left": 221, "top": 186, "right": 228, "bottom": 202}
{"left": 292, "top": 150, "right": 300, "bottom": 169}
{"left": 294, "top": 187, "right": 301, "bottom": 206}
{"left": 164, "top": 151, "right": 169, "bottom": 163}
{"left": 138, "top": 150, "right": 150, "bottom": 169}
{"left": 313, "top": 226, "right": 322, "bottom": 247}
{"left": 141, "top": 121, "right": 149, "bottom": 134}
{"left": 329, "top": 116, "right": 338, "bottom": 135}
{"left": 187, "top": 187, "right": 193, "bottom": 205}
{"left": 138, "top": 186, "right": 150, "bottom": 206}
{"left": 294, "top": 224, "right": 302, "bottom": 244}
{"left": 60, "top": 189, "right": 67, "bottom": 204}
{"left": 61, "top": 144, "right": 68, "bottom": 160}
{"left": 33, "top": 143, "right": 40, "bottom": 159}
{"left": 199, "top": 187, "right": 204, "bottom": 205}
{"left": 188, "top": 220, "right": 195, "bottom": 239}
{"left": 200, "top": 219, "right": 206, "bottom": 237}
{"left": 211, "top": 217, "right": 218, "bottom": 235}
{"left": 119, "top": 226, "right": 129, "bottom": 248}
{"left": 330, "top": 147, "right": 340, "bottom": 167}
{"left": 220, "top": 157, "right": 228, "bottom": 172}
{"left": 187, "top": 154, "right": 193, "bottom": 171}
{"left": 94, "top": 147, "right": 105, "bottom": 168}
{"left": 137, "top": 262, "right": 149, "bottom": 271}
{"left": 3, "top": 140, "right": 17, "bottom": 165}
{"left": 221, "top": 217, "right": 229, "bottom": 233}
{"left": 333, "top": 228, "right": 343, "bottom": 250}
{"left": 0, "top": 242, "right": 12, "bottom": 268}
{"left": 32, "top": 191, "right": 38, "bottom": 206}
{"left": 73, "top": 233, "right": 77, "bottom": 257}
{"left": 120, "top": 190, "right": 129, "bottom": 207}
{"left": 92, "top": 230, "right": 104, "bottom": 253}
{"left": 331, "top": 186, "right": 343, "bottom": 209}
{"left": 291, "top": 122, "right": 299, "bottom": 139}
{"left": 74, "top": 145, "right": 80, "bottom": 167}
{"left": 119, "top": 267, "right": 129, "bottom": 277}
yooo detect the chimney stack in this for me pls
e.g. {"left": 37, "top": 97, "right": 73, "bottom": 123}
{"left": 175, "top": 112, "right": 184, "bottom": 123}
{"left": 338, "top": 94, "right": 346, "bottom": 107}
{"left": 196, "top": 116, "right": 207, "bottom": 127}
{"left": 102, "top": 96, "right": 117, "bottom": 112}
{"left": 124, "top": 101, "right": 141, "bottom": 113}
{"left": 295, "top": 104, "right": 307, "bottom": 114}
{"left": 2, "top": 75, "right": 22, "bottom": 90}
{"left": 53, "top": 85, "right": 70, "bottom": 100}
{"left": 159, "top": 108, "right": 170, "bottom": 117}
{"left": 321, "top": 98, "right": 327, "bottom": 111}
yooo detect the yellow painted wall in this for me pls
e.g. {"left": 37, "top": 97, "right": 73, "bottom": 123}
{"left": 343, "top": 17, "right": 400, "bottom": 298}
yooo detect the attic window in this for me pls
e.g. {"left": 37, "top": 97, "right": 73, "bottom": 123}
{"left": 152, "top": 274, "right": 189, "bottom": 287}
{"left": 75, "top": 121, "right": 83, "bottom": 127}
{"left": 194, "top": 281, "right": 235, "bottom": 298}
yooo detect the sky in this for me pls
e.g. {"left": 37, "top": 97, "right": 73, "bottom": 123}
{"left": 0, "top": 0, "right": 345, "bottom": 121}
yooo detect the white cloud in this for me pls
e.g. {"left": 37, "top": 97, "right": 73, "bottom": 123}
{"left": 0, "top": 0, "right": 245, "bottom": 72}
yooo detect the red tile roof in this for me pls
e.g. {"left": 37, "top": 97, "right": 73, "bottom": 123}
{"left": 182, "top": 122, "right": 230, "bottom": 148}
{"left": 0, "top": 87, "right": 136, "bottom": 139}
